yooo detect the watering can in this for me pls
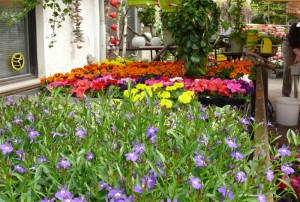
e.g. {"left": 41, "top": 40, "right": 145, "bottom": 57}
{"left": 260, "top": 36, "right": 272, "bottom": 54}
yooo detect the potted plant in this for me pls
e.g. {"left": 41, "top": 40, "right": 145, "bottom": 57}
{"left": 228, "top": 0, "right": 246, "bottom": 53}
{"left": 137, "top": 4, "right": 157, "bottom": 36}
{"left": 160, "top": 0, "right": 220, "bottom": 76}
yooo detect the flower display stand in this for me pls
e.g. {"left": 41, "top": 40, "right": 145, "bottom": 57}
{"left": 198, "top": 97, "right": 247, "bottom": 108}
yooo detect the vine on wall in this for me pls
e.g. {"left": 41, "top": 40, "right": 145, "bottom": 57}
{"left": 0, "top": 0, "right": 73, "bottom": 48}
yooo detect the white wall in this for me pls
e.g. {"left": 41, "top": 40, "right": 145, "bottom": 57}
{"left": 36, "top": 0, "right": 100, "bottom": 77}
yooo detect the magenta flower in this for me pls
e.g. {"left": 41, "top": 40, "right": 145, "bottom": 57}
{"left": 189, "top": 176, "right": 203, "bottom": 190}
{"left": 0, "top": 142, "right": 13, "bottom": 155}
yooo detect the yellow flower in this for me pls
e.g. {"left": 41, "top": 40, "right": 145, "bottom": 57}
{"left": 165, "top": 86, "right": 177, "bottom": 91}
{"left": 136, "top": 84, "right": 147, "bottom": 90}
{"left": 158, "top": 91, "right": 171, "bottom": 99}
{"left": 132, "top": 94, "right": 142, "bottom": 102}
{"left": 159, "top": 99, "right": 173, "bottom": 108}
{"left": 173, "top": 82, "right": 184, "bottom": 89}
{"left": 145, "top": 86, "right": 153, "bottom": 97}
{"left": 152, "top": 83, "right": 163, "bottom": 91}
{"left": 123, "top": 88, "right": 139, "bottom": 97}
{"left": 178, "top": 91, "right": 194, "bottom": 104}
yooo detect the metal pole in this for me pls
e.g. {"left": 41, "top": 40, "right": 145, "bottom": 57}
{"left": 99, "top": 0, "right": 106, "bottom": 61}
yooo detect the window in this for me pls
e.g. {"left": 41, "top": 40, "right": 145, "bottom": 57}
{"left": 0, "top": 1, "right": 37, "bottom": 83}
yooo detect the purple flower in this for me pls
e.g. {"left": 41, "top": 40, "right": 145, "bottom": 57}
{"left": 37, "top": 157, "right": 47, "bottom": 163}
{"left": 108, "top": 188, "right": 126, "bottom": 200}
{"left": 12, "top": 116, "right": 23, "bottom": 125}
{"left": 231, "top": 151, "right": 244, "bottom": 160}
{"left": 43, "top": 109, "right": 50, "bottom": 114}
{"left": 6, "top": 96, "right": 14, "bottom": 103}
{"left": 28, "top": 130, "right": 40, "bottom": 143}
{"left": 72, "top": 196, "right": 88, "bottom": 202}
{"left": 146, "top": 126, "right": 158, "bottom": 137}
{"left": 51, "top": 131, "right": 65, "bottom": 137}
{"left": 13, "top": 165, "right": 25, "bottom": 173}
{"left": 236, "top": 171, "right": 246, "bottom": 183}
{"left": 149, "top": 135, "right": 156, "bottom": 143}
{"left": 68, "top": 111, "right": 75, "bottom": 117}
{"left": 0, "top": 142, "right": 13, "bottom": 154}
{"left": 257, "top": 193, "right": 267, "bottom": 202}
{"left": 278, "top": 145, "right": 291, "bottom": 157}
{"left": 225, "top": 138, "right": 237, "bottom": 149}
{"left": 265, "top": 170, "right": 274, "bottom": 182}
{"left": 133, "top": 185, "right": 143, "bottom": 193}
{"left": 189, "top": 176, "right": 203, "bottom": 190}
{"left": 27, "top": 115, "right": 34, "bottom": 122}
{"left": 56, "top": 158, "right": 71, "bottom": 169}
{"left": 281, "top": 163, "right": 295, "bottom": 175}
{"left": 40, "top": 197, "right": 55, "bottom": 202}
{"left": 98, "top": 180, "right": 109, "bottom": 191}
{"left": 199, "top": 113, "right": 207, "bottom": 120}
{"left": 125, "top": 152, "right": 138, "bottom": 162}
{"left": 55, "top": 185, "right": 73, "bottom": 200}
{"left": 218, "top": 187, "right": 234, "bottom": 200}
{"left": 16, "top": 150, "right": 25, "bottom": 160}
{"left": 167, "top": 199, "right": 178, "bottom": 202}
{"left": 194, "top": 153, "right": 206, "bottom": 167}
{"left": 75, "top": 127, "right": 87, "bottom": 138}
{"left": 240, "top": 117, "right": 250, "bottom": 125}
{"left": 86, "top": 152, "right": 94, "bottom": 161}
{"left": 132, "top": 143, "right": 145, "bottom": 154}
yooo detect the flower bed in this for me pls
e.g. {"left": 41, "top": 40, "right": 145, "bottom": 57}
{"left": 0, "top": 93, "right": 299, "bottom": 201}
{"left": 41, "top": 60, "right": 255, "bottom": 106}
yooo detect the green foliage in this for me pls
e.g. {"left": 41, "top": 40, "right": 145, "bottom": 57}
{"left": 137, "top": 5, "right": 156, "bottom": 27}
{"left": 0, "top": 92, "right": 298, "bottom": 201}
{"left": 162, "top": 0, "right": 220, "bottom": 76}
{"left": 250, "top": 1, "right": 292, "bottom": 24}
{"left": 229, "top": 0, "right": 246, "bottom": 43}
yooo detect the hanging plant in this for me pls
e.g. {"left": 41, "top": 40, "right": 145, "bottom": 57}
{"left": 0, "top": 0, "right": 73, "bottom": 48}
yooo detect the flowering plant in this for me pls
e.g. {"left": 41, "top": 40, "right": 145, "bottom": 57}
{"left": 206, "top": 59, "right": 253, "bottom": 79}
{"left": 0, "top": 92, "right": 299, "bottom": 201}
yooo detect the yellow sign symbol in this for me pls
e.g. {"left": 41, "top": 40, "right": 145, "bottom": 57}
{"left": 11, "top": 53, "right": 25, "bottom": 71}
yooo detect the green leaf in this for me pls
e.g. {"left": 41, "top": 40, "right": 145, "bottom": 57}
{"left": 192, "top": 43, "right": 199, "bottom": 50}
{"left": 190, "top": 55, "right": 201, "bottom": 64}
{"left": 0, "top": 194, "right": 10, "bottom": 201}
{"left": 200, "top": 40, "right": 206, "bottom": 47}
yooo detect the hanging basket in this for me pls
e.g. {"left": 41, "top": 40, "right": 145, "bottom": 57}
{"left": 158, "top": 0, "right": 180, "bottom": 12}
{"left": 127, "top": 0, "right": 156, "bottom": 6}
